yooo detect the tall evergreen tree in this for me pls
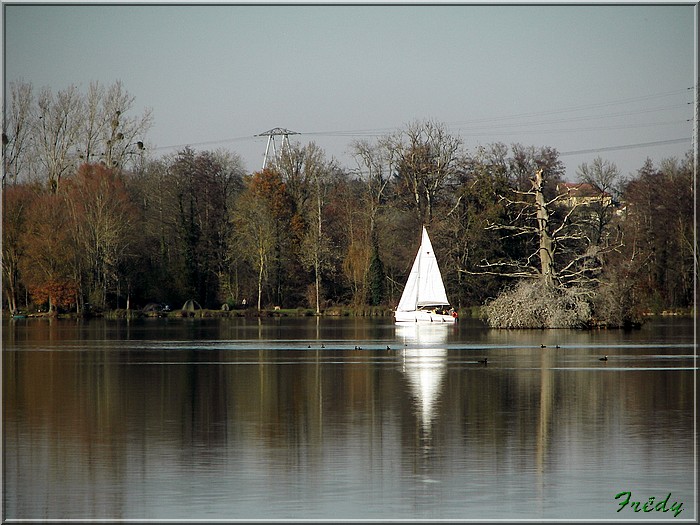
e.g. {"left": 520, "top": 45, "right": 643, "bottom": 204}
{"left": 367, "top": 242, "right": 386, "bottom": 306}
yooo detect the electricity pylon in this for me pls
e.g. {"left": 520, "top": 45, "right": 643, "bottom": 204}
{"left": 255, "top": 127, "right": 299, "bottom": 170}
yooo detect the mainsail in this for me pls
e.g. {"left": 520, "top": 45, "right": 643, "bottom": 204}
{"left": 396, "top": 226, "right": 450, "bottom": 312}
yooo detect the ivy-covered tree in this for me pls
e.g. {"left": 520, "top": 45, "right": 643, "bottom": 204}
{"left": 367, "top": 242, "right": 386, "bottom": 306}
{"left": 167, "top": 148, "right": 243, "bottom": 308}
{"left": 442, "top": 143, "right": 512, "bottom": 307}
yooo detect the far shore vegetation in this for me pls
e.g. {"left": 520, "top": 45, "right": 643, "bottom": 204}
{"left": 5, "top": 304, "right": 694, "bottom": 324}
{"left": 3, "top": 81, "right": 695, "bottom": 329}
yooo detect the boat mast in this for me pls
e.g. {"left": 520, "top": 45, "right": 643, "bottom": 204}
{"left": 416, "top": 226, "right": 425, "bottom": 309}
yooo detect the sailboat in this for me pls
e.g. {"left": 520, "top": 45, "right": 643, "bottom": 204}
{"left": 394, "top": 226, "right": 458, "bottom": 323}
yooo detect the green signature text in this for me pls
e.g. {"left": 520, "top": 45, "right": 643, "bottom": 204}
{"left": 615, "top": 491, "right": 683, "bottom": 517}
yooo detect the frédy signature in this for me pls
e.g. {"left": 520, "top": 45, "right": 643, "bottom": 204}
{"left": 615, "top": 491, "right": 683, "bottom": 517}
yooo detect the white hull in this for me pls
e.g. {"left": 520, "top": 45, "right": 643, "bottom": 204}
{"left": 395, "top": 310, "right": 457, "bottom": 323}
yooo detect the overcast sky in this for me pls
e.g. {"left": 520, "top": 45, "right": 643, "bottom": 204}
{"left": 3, "top": 2, "right": 696, "bottom": 180}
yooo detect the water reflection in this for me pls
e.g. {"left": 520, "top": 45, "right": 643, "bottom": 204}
{"left": 395, "top": 323, "right": 450, "bottom": 496}
{"left": 396, "top": 324, "right": 449, "bottom": 437}
{"left": 2, "top": 317, "right": 696, "bottom": 520}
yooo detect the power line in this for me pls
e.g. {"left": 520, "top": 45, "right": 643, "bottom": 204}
{"left": 457, "top": 119, "right": 689, "bottom": 138}
{"left": 147, "top": 88, "right": 693, "bottom": 154}
{"left": 559, "top": 137, "right": 691, "bottom": 157}
{"left": 445, "top": 88, "right": 689, "bottom": 128}
{"left": 450, "top": 105, "right": 688, "bottom": 133}
{"left": 150, "top": 135, "right": 254, "bottom": 152}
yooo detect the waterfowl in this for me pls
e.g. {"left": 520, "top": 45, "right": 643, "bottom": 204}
{"left": 599, "top": 355, "right": 608, "bottom": 361}
{"left": 477, "top": 358, "right": 488, "bottom": 365}
{"left": 540, "top": 344, "right": 547, "bottom": 348}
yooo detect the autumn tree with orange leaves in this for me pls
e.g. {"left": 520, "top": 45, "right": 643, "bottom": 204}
{"left": 1, "top": 183, "right": 38, "bottom": 313}
{"left": 19, "top": 191, "right": 79, "bottom": 312}
{"left": 232, "top": 168, "right": 292, "bottom": 310}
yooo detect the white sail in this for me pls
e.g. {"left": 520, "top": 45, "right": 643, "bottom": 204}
{"left": 395, "top": 227, "right": 456, "bottom": 323}
{"left": 396, "top": 227, "right": 450, "bottom": 311}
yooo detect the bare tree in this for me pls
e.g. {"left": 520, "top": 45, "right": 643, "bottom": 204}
{"left": 472, "top": 146, "right": 630, "bottom": 328}
{"left": 479, "top": 165, "right": 598, "bottom": 328}
{"left": 479, "top": 169, "right": 556, "bottom": 282}
{"left": 576, "top": 157, "right": 620, "bottom": 245}
{"left": 99, "top": 81, "right": 152, "bottom": 171}
{"left": 5, "top": 81, "right": 152, "bottom": 191}
{"left": 346, "top": 138, "right": 395, "bottom": 304}
{"left": 294, "top": 143, "right": 335, "bottom": 313}
{"left": 275, "top": 141, "right": 309, "bottom": 215}
{"left": 2, "top": 81, "right": 34, "bottom": 186}
{"left": 351, "top": 138, "right": 394, "bottom": 236}
{"left": 34, "top": 85, "right": 83, "bottom": 192}
{"left": 388, "top": 119, "right": 463, "bottom": 225}
{"left": 480, "top": 167, "right": 616, "bottom": 288}
{"left": 77, "top": 81, "right": 108, "bottom": 165}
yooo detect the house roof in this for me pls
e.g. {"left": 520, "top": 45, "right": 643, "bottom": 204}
{"left": 557, "top": 182, "right": 609, "bottom": 198}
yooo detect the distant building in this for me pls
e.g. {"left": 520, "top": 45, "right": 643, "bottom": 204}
{"left": 556, "top": 182, "right": 613, "bottom": 208}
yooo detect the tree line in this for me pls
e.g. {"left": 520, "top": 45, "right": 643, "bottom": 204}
{"left": 2, "top": 81, "right": 695, "bottom": 326}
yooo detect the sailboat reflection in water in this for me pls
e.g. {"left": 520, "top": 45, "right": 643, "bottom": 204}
{"left": 397, "top": 323, "right": 450, "bottom": 447}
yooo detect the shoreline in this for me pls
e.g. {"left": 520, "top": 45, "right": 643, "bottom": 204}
{"left": 4, "top": 306, "right": 695, "bottom": 324}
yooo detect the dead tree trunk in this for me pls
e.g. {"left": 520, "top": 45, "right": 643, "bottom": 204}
{"left": 533, "top": 169, "right": 554, "bottom": 286}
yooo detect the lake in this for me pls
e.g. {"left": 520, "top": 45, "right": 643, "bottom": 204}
{"left": 2, "top": 315, "right": 696, "bottom": 521}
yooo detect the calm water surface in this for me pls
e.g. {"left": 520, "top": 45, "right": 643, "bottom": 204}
{"left": 2, "top": 316, "right": 697, "bottom": 521}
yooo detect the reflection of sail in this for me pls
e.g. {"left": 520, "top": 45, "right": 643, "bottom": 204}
{"left": 397, "top": 324, "right": 448, "bottom": 433}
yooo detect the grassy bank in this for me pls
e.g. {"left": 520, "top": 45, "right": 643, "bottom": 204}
{"left": 6, "top": 305, "right": 692, "bottom": 322}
